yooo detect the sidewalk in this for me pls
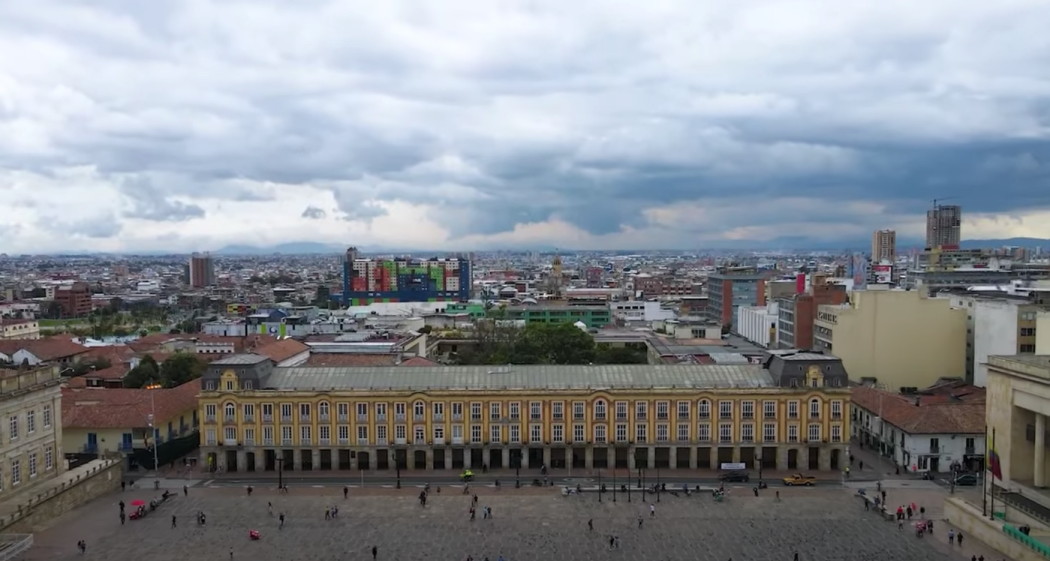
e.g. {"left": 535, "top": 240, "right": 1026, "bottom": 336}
{"left": 192, "top": 466, "right": 849, "bottom": 481}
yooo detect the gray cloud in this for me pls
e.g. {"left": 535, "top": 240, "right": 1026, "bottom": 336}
{"left": 44, "top": 214, "right": 123, "bottom": 238}
{"left": 2, "top": 0, "right": 1050, "bottom": 249}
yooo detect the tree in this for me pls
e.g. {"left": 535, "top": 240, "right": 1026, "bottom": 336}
{"left": 124, "top": 356, "right": 161, "bottom": 388}
{"left": 595, "top": 345, "right": 648, "bottom": 365}
{"left": 454, "top": 322, "right": 600, "bottom": 365}
{"left": 70, "top": 357, "right": 113, "bottom": 376}
{"left": 159, "top": 353, "right": 207, "bottom": 387}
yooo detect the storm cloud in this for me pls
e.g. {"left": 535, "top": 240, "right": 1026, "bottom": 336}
{"left": 1, "top": 0, "right": 1049, "bottom": 253}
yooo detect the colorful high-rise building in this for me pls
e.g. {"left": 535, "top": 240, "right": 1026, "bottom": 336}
{"left": 334, "top": 247, "right": 471, "bottom": 306}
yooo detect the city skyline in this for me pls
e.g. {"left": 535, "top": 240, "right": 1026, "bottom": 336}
{"left": 2, "top": 1, "right": 1049, "bottom": 254}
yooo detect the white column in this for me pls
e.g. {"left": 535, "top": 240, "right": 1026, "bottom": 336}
{"left": 1036, "top": 413, "right": 1046, "bottom": 488}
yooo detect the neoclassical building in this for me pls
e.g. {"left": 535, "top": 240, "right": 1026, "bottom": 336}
{"left": 198, "top": 351, "right": 851, "bottom": 473}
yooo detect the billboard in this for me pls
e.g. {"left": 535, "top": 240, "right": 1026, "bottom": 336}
{"left": 873, "top": 264, "right": 893, "bottom": 284}
{"left": 850, "top": 254, "right": 868, "bottom": 290}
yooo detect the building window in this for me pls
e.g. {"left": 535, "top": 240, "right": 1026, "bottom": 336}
{"left": 263, "top": 426, "right": 274, "bottom": 444}
{"left": 225, "top": 380, "right": 234, "bottom": 391}
{"left": 763, "top": 401, "right": 776, "bottom": 419}
{"left": 375, "top": 403, "right": 387, "bottom": 419}
{"left": 530, "top": 424, "right": 542, "bottom": 443}
{"left": 787, "top": 401, "right": 799, "bottom": 419}
{"left": 831, "top": 425, "right": 842, "bottom": 443}
{"left": 635, "top": 423, "right": 648, "bottom": 443}
{"left": 451, "top": 402, "right": 463, "bottom": 420}
{"left": 280, "top": 403, "right": 293, "bottom": 421}
{"left": 338, "top": 402, "right": 350, "bottom": 421}
{"left": 395, "top": 425, "right": 407, "bottom": 441}
{"left": 552, "top": 424, "right": 564, "bottom": 443}
{"left": 719, "top": 423, "right": 732, "bottom": 443}
{"left": 809, "top": 399, "right": 821, "bottom": 419}
{"left": 318, "top": 401, "right": 330, "bottom": 420}
{"left": 656, "top": 424, "right": 669, "bottom": 442}
{"left": 376, "top": 425, "right": 387, "bottom": 443}
{"left": 432, "top": 403, "right": 446, "bottom": 421}
{"left": 615, "top": 423, "right": 628, "bottom": 442}
{"left": 831, "top": 401, "right": 842, "bottom": 419}
{"left": 573, "top": 424, "right": 585, "bottom": 443}
{"left": 242, "top": 403, "right": 255, "bottom": 420}
{"left": 356, "top": 402, "right": 368, "bottom": 419}
{"left": 1021, "top": 327, "right": 1036, "bottom": 337}
{"left": 677, "top": 423, "right": 689, "bottom": 442}
{"left": 414, "top": 401, "right": 426, "bottom": 419}
{"left": 615, "top": 401, "right": 628, "bottom": 420}
{"left": 763, "top": 423, "right": 776, "bottom": 442}
{"left": 28, "top": 453, "right": 37, "bottom": 478}
{"left": 807, "top": 424, "right": 821, "bottom": 442}
{"left": 698, "top": 400, "right": 711, "bottom": 419}
{"left": 9, "top": 415, "right": 18, "bottom": 440}
{"left": 43, "top": 404, "right": 52, "bottom": 428}
{"left": 635, "top": 402, "right": 648, "bottom": 420}
{"left": 490, "top": 425, "right": 502, "bottom": 443}
{"left": 594, "top": 425, "right": 607, "bottom": 443}
{"left": 573, "top": 402, "right": 585, "bottom": 420}
{"left": 300, "top": 426, "right": 312, "bottom": 444}
{"left": 471, "top": 402, "right": 482, "bottom": 421}
{"left": 452, "top": 425, "right": 463, "bottom": 442}
{"left": 594, "top": 400, "right": 607, "bottom": 420}
{"left": 45, "top": 446, "right": 54, "bottom": 470}
{"left": 395, "top": 402, "right": 406, "bottom": 420}
{"left": 697, "top": 423, "right": 711, "bottom": 442}
{"left": 281, "top": 426, "right": 293, "bottom": 444}
{"left": 719, "top": 401, "right": 732, "bottom": 420}
{"left": 741, "top": 401, "right": 754, "bottom": 419}
{"left": 318, "top": 425, "right": 329, "bottom": 443}
{"left": 414, "top": 426, "right": 425, "bottom": 444}
{"left": 741, "top": 423, "right": 754, "bottom": 443}
{"left": 656, "top": 401, "right": 669, "bottom": 420}
{"left": 788, "top": 425, "right": 798, "bottom": 443}
{"left": 11, "top": 459, "right": 20, "bottom": 486}
{"left": 509, "top": 425, "right": 521, "bottom": 443}
{"left": 224, "top": 403, "right": 236, "bottom": 421}
{"left": 1021, "top": 344, "right": 1036, "bottom": 353}
{"left": 530, "top": 402, "right": 542, "bottom": 420}
{"left": 552, "top": 402, "right": 564, "bottom": 420}
{"left": 434, "top": 425, "right": 445, "bottom": 442}
{"left": 509, "top": 402, "right": 521, "bottom": 420}
{"left": 490, "top": 403, "right": 502, "bottom": 421}
{"left": 471, "top": 425, "right": 482, "bottom": 443}
{"left": 338, "top": 425, "right": 349, "bottom": 442}
{"left": 677, "top": 401, "right": 690, "bottom": 420}
{"left": 357, "top": 426, "right": 368, "bottom": 444}
{"left": 26, "top": 410, "right": 35, "bottom": 434}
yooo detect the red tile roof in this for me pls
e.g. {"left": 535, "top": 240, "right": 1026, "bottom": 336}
{"left": 0, "top": 338, "right": 88, "bottom": 361}
{"left": 62, "top": 380, "right": 201, "bottom": 429}
{"left": 400, "top": 356, "right": 438, "bottom": 366}
{"left": 255, "top": 339, "right": 309, "bottom": 363}
{"left": 303, "top": 353, "right": 436, "bottom": 367}
{"left": 851, "top": 385, "right": 986, "bottom": 434}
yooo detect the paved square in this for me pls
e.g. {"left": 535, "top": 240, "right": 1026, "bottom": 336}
{"left": 18, "top": 486, "right": 960, "bottom": 561}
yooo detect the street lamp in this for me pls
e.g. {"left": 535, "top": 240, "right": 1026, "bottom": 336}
{"left": 613, "top": 469, "right": 617, "bottom": 502}
{"left": 145, "top": 384, "right": 162, "bottom": 489}
{"left": 396, "top": 456, "right": 402, "bottom": 489}
{"left": 515, "top": 465, "right": 520, "bottom": 489}
{"left": 656, "top": 468, "right": 660, "bottom": 502}
{"left": 758, "top": 452, "right": 764, "bottom": 483}
{"left": 275, "top": 457, "right": 284, "bottom": 490}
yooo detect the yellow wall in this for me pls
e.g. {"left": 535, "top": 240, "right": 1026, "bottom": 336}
{"left": 63, "top": 407, "right": 198, "bottom": 455}
{"left": 1, "top": 320, "right": 40, "bottom": 340}
{"left": 816, "top": 289, "right": 966, "bottom": 390}
{"left": 1036, "top": 311, "right": 1050, "bottom": 354}
{"left": 200, "top": 389, "right": 851, "bottom": 450}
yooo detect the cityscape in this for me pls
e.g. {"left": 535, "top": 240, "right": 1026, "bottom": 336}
{"left": 2, "top": 2, "right": 1050, "bottom": 561}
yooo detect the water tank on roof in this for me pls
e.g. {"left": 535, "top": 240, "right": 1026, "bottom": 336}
{"left": 574, "top": 321, "right": 587, "bottom": 331}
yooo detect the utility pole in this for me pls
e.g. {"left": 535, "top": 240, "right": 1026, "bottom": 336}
{"left": 145, "top": 384, "right": 162, "bottom": 490}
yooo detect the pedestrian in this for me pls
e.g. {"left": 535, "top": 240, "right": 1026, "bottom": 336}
{"left": 614, "top": 536, "right": 620, "bottom": 549}
{"left": 859, "top": 460, "right": 864, "bottom": 470}
{"left": 638, "top": 516, "right": 643, "bottom": 529}
{"left": 172, "top": 515, "right": 177, "bottom": 528}
{"left": 794, "top": 552, "right": 799, "bottom": 561}
{"left": 906, "top": 505, "right": 913, "bottom": 519}
{"left": 958, "top": 532, "right": 964, "bottom": 546}
{"left": 972, "top": 556, "right": 977, "bottom": 561}
{"left": 948, "top": 529, "right": 955, "bottom": 545}
{"left": 775, "top": 491, "right": 780, "bottom": 502}
{"left": 608, "top": 536, "right": 615, "bottom": 549}
{"left": 588, "top": 519, "right": 593, "bottom": 531}
{"left": 119, "top": 500, "right": 125, "bottom": 512}
{"left": 864, "top": 499, "right": 869, "bottom": 511}
{"left": 325, "top": 508, "right": 331, "bottom": 520}
{"left": 344, "top": 486, "right": 349, "bottom": 499}
{"left": 898, "top": 520, "right": 903, "bottom": 531}
{"left": 120, "top": 512, "right": 125, "bottom": 525}
{"left": 753, "top": 487, "right": 759, "bottom": 497}
{"left": 268, "top": 502, "right": 273, "bottom": 516}
{"left": 372, "top": 545, "right": 378, "bottom": 560}
{"left": 920, "top": 506, "right": 926, "bottom": 518}
{"left": 229, "top": 548, "right": 233, "bottom": 560}
{"left": 247, "top": 485, "right": 253, "bottom": 496}
{"left": 184, "top": 485, "right": 188, "bottom": 496}
{"left": 121, "top": 481, "right": 126, "bottom": 492}
{"left": 279, "top": 513, "right": 285, "bottom": 530}
{"left": 650, "top": 503, "right": 655, "bottom": 518}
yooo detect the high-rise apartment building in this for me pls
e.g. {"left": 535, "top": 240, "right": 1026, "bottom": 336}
{"left": 871, "top": 230, "right": 896, "bottom": 262}
{"left": 706, "top": 268, "right": 768, "bottom": 325}
{"left": 926, "top": 205, "right": 962, "bottom": 249}
{"left": 189, "top": 253, "right": 216, "bottom": 288}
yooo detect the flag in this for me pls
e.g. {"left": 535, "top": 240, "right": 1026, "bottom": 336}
{"left": 989, "top": 430, "right": 1002, "bottom": 480}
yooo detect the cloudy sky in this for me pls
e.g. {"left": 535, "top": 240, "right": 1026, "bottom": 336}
{"left": 2, "top": 0, "right": 1049, "bottom": 253}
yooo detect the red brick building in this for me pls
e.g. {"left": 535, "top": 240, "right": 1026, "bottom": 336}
{"left": 55, "top": 282, "right": 92, "bottom": 318}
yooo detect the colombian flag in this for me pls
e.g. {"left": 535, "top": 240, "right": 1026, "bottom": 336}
{"left": 989, "top": 435, "right": 1002, "bottom": 480}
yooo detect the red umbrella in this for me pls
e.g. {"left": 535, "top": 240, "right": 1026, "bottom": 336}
{"left": 130, "top": 499, "right": 146, "bottom": 506}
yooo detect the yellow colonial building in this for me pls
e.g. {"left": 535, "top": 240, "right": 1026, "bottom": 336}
{"left": 198, "top": 352, "right": 851, "bottom": 474}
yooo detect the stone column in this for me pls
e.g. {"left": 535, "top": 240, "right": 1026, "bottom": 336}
{"left": 521, "top": 448, "right": 530, "bottom": 469}
{"left": 293, "top": 450, "right": 303, "bottom": 471}
{"left": 443, "top": 448, "right": 451, "bottom": 470}
{"left": 256, "top": 452, "right": 266, "bottom": 472}
{"left": 669, "top": 447, "right": 678, "bottom": 469}
{"left": 464, "top": 448, "right": 472, "bottom": 469}
{"left": 628, "top": 448, "right": 636, "bottom": 470}
{"left": 1036, "top": 413, "right": 1046, "bottom": 487}
{"left": 709, "top": 447, "right": 718, "bottom": 469}
{"left": 312, "top": 449, "right": 321, "bottom": 471}
{"left": 542, "top": 447, "right": 551, "bottom": 469}
{"left": 566, "top": 445, "right": 573, "bottom": 470}
{"left": 584, "top": 446, "right": 594, "bottom": 469}
{"left": 647, "top": 446, "right": 656, "bottom": 469}
{"left": 425, "top": 448, "right": 434, "bottom": 470}
{"left": 732, "top": 446, "right": 741, "bottom": 463}
{"left": 689, "top": 447, "right": 698, "bottom": 469}
{"left": 369, "top": 451, "right": 378, "bottom": 470}
{"left": 236, "top": 450, "right": 247, "bottom": 472}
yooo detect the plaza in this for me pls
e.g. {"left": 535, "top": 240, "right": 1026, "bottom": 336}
{"left": 18, "top": 485, "right": 961, "bottom": 561}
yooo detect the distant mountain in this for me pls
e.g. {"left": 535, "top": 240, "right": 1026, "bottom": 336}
{"left": 213, "top": 242, "right": 345, "bottom": 255}
{"left": 959, "top": 238, "right": 1050, "bottom": 250}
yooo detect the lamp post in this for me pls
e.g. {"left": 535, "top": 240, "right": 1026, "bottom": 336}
{"left": 627, "top": 467, "right": 631, "bottom": 502}
{"left": 613, "top": 469, "right": 617, "bottom": 502}
{"left": 396, "top": 455, "right": 402, "bottom": 489}
{"left": 656, "top": 467, "right": 660, "bottom": 502}
{"left": 515, "top": 465, "right": 520, "bottom": 489}
{"left": 598, "top": 468, "right": 603, "bottom": 502}
{"left": 145, "top": 384, "right": 162, "bottom": 489}
{"left": 758, "top": 452, "right": 764, "bottom": 484}
{"left": 275, "top": 457, "right": 284, "bottom": 490}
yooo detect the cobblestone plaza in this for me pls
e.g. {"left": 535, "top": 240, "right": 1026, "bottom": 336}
{"left": 20, "top": 486, "right": 961, "bottom": 561}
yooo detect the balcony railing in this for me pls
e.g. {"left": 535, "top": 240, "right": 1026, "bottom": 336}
{"left": 205, "top": 415, "right": 216, "bottom": 423}
{"left": 205, "top": 439, "right": 216, "bottom": 446}
{"left": 357, "top": 414, "right": 368, "bottom": 422}
{"left": 319, "top": 438, "right": 330, "bottom": 445}
{"left": 282, "top": 438, "right": 293, "bottom": 446}
{"left": 453, "top": 413, "right": 463, "bottom": 421}
{"left": 930, "top": 445, "right": 940, "bottom": 453}
{"left": 244, "top": 438, "right": 255, "bottom": 446}
{"left": 832, "top": 412, "right": 843, "bottom": 420}
{"left": 509, "top": 414, "right": 520, "bottom": 421}
{"left": 224, "top": 438, "right": 238, "bottom": 446}
{"left": 678, "top": 413, "right": 690, "bottom": 421}
{"left": 243, "top": 414, "right": 254, "bottom": 423}
{"left": 965, "top": 446, "right": 976, "bottom": 454}
{"left": 395, "top": 437, "right": 407, "bottom": 445}
{"left": 452, "top": 437, "right": 464, "bottom": 445}
{"left": 699, "top": 411, "right": 710, "bottom": 419}
{"left": 319, "top": 414, "right": 330, "bottom": 422}
{"left": 225, "top": 415, "right": 236, "bottom": 423}
{"left": 616, "top": 413, "right": 628, "bottom": 420}
{"left": 300, "top": 437, "right": 312, "bottom": 446}
{"left": 414, "top": 414, "right": 425, "bottom": 422}
{"left": 357, "top": 438, "right": 369, "bottom": 445}
{"left": 263, "top": 438, "right": 274, "bottom": 445}
{"left": 338, "top": 414, "right": 349, "bottom": 422}
{"left": 396, "top": 414, "right": 406, "bottom": 422}
{"left": 636, "top": 412, "right": 647, "bottom": 420}
{"left": 742, "top": 412, "right": 754, "bottom": 420}
{"left": 434, "top": 437, "right": 445, "bottom": 445}
{"left": 300, "top": 415, "right": 311, "bottom": 423}
{"left": 573, "top": 413, "right": 585, "bottom": 420}
{"left": 281, "top": 415, "right": 292, "bottom": 423}
{"left": 338, "top": 438, "right": 349, "bottom": 445}
{"left": 434, "top": 413, "right": 444, "bottom": 422}
{"left": 377, "top": 414, "right": 387, "bottom": 422}
{"left": 414, "top": 438, "right": 426, "bottom": 445}
{"left": 376, "top": 438, "right": 388, "bottom": 445}
{"left": 764, "top": 411, "right": 776, "bottom": 419}
{"left": 530, "top": 413, "right": 542, "bottom": 420}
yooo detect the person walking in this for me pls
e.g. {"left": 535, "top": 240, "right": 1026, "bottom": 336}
{"left": 588, "top": 519, "right": 593, "bottom": 531}
{"left": 372, "top": 545, "right": 378, "bottom": 560}
{"left": 344, "top": 486, "right": 349, "bottom": 499}
{"left": 172, "top": 515, "right": 177, "bottom": 528}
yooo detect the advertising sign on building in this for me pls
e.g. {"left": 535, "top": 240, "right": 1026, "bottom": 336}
{"left": 873, "top": 264, "right": 893, "bottom": 284}
{"left": 850, "top": 254, "right": 868, "bottom": 290}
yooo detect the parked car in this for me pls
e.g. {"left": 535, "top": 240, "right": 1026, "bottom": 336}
{"left": 953, "top": 474, "right": 978, "bottom": 486}
{"left": 718, "top": 470, "right": 750, "bottom": 483}
{"left": 782, "top": 474, "right": 817, "bottom": 486}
